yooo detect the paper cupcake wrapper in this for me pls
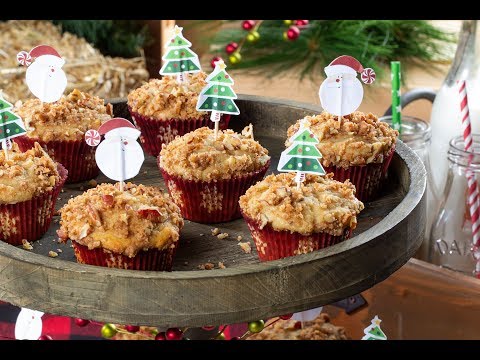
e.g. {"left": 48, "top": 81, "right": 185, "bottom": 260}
{"left": 0, "top": 164, "right": 67, "bottom": 246}
{"left": 13, "top": 136, "right": 99, "bottom": 184}
{"left": 324, "top": 146, "right": 395, "bottom": 202}
{"left": 128, "top": 107, "right": 231, "bottom": 157}
{"left": 159, "top": 160, "right": 270, "bottom": 223}
{"left": 242, "top": 214, "right": 351, "bottom": 261}
{"left": 71, "top": 241, "right": 178, "bottom": 271}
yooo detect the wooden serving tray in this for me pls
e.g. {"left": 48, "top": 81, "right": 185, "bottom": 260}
{"left": 0, "top": 95, "right": 426, "bottom": 327}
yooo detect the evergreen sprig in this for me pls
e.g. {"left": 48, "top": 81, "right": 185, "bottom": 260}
{"left": 208, "top": 20, "right": 456, "bottom": 80}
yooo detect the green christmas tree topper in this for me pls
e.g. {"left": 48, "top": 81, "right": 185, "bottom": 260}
{"left": 0, "top": 96, "right": 26, "bottom": 148}
{"left": 159, "top": 25, "right": 200, "bottom": 82}
{"left": 361, "top": 315, "right": 387, "bottom": 340}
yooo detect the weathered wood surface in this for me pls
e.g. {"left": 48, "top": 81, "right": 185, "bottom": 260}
{"left": 0, "top": 95, "right": 426, "bottom": 327}
{"left": 326, "top": 258, "right": 480, "bottom": 339}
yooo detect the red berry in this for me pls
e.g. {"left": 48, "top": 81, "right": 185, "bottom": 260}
{"left": 74, "top": 318, "right": 90, "bottom": 327}
{"left": 202, "top": 326, "right": 216, "bottom": 331}
{"left": 210, "top": 56, "right": 223, "bottom": 70}
{"left": 287, "top": 26, "right": 300, "bottom": 41}
{"left": 225, "top": 42, "right": 238, "bottom": 54}
{"left": 125, "top": 325, "right": 140, "bottom": 333}
{"left": 155, "top": 332, "right": 167, "bottom": 340}
{"left": 279, "top": 314, "right": 293, "bottom": 320}
{"left": 242, "top": 20, "right": 256, "bottom": 31}
{"left": 166, "top": 328, "right": 183, "bottom": 340}
{"left": 295, "top": 20, "right": 309, "bottom": 26}
{"left": 38, "top": 335, "right": 52, "bottom": 340}
{"left": 230, "top": 336, "right": 240, "bottom": 340}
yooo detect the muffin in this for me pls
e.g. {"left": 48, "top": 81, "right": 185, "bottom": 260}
{"left": 286, "top": 112, "right": 398, "bottom": 201}
{"left": 14, "top": 89, "right": 113, "bottom": 183}
{"left": 0, "top": 142, "right": 67, "bottom": 245}
{"left": 239, "top": 173, "right": 364, "bottom": 261}
{"left": 159, "top": 126, "right": 270, "bottom": 223}
{"left": 127, "top": 72, "right": 230, "bottom": 157}
{"left": 58, "top": 183, "right": 184, "bottom": 271}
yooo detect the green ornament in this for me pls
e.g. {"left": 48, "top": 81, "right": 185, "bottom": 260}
{"left": 101, "top": 324, "right": 117, "bottom": 338}
{"left": 248, "top": 320, "right": 265, "bottom": 333}
{"left": 216, "top": 333, "right": 226, "bottom": 340}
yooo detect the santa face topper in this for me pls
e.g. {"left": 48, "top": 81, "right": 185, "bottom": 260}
{"left": 86, "top": 118, "right": 144, "bottom": 186}
{"left": 319, "top": 55, "right": 375, "bottom": 117}
{"left": 17, "top": 45, "right": 67, "bottom": 103}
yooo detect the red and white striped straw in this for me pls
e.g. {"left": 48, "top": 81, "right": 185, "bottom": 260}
{"left": 458, "top": 80, "right": 480, "bottom": 273}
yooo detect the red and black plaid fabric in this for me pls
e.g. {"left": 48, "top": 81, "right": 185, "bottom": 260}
{"left": 0, "top": 301, "right": 103, "bottom": 340}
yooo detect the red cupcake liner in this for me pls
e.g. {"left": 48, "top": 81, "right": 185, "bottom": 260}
{"left": 159, "top": 160, "right": 270, "bottom": 223}
{"left": 13, "top": 136, "right": 99, "bottom": 184}
{"left": 128, "top": 107, "right": 231, "bottom": 157}
{"left": 71, "top": 240, "right": 178, "bottom": 271}
{"left": 242, "top": 214, "right": 351, "bottom": 261}
{"left": 324, "top": 146, "right": 396, "bottom": 202}
{"left": 0, "top": 164, "right": 67, "bottom": 246}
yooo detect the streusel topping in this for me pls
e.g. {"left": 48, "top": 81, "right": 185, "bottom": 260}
{"left": 286, "top": 112, "right": 398, "bottom": 168}
{"left": 58, "top": 183, "right": 184, "bottom": 257}
{"left": 15, "top": 89, "right": 113, "bottom": 142}
{"left": 239, "top": 173, "right": 364, "bottom": 236}
{"left": 127, "top": 72, "right": 208, "bottom": 120}
{"left": 159, "top": 126, "right": 270, "bottom": 181}
{"left": 0, "top": 142, "right": 59, "bottom": 204}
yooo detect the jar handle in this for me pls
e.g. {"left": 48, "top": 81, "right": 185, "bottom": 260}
{"left": 383, "top": 88, "right": 437, "bottom": 116}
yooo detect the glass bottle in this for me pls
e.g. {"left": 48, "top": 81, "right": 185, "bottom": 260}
{"left": 380, "top": 115, "right": 434, "bottom": 260}
{"left": 429, "top": 134, "right": 480, "bottom": 275}
{"left": 429, "top": 20, "right": 480, "bottom": 201}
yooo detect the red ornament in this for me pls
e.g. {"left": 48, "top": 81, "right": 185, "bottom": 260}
{"left": 230, "top": 336, "right": 240, "bottom": 340}
{"left": 225, "top": 42, "right": 238, "bottom": 54}
{"left": 295, "top": 20, "right": 309, "bottom": 26}
{"left": 279, "top": 314, "right": 293, "bottom": 320}
{"left": 38, "top": 335, "right": 53, "bottom": 340}
{"left": 242, "top": 20, "right": 256, "bottom": 31}
{"left": 125, "top": 325, "right": 140, "bottom": 333}
{"left": 210, "top": 56, "right": 223, "bottom": 69}
{"left": 287, "top": 26, "right": 300, "bottom": 41}
{"left": 74, "top": 318, "right": 90, "bottom": 327}
{"left": 155, "top": 332, "right": 167, "bottom": 340}
{"left": 166, "top": 327, "right": 183, "bottom": 340}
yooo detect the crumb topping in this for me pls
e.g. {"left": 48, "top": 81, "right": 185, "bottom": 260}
{"left": 59, "top": 183, "right": 184, "bottom": 257}
{"left": 239, "top": 173, "right": 364, "bottom": 236}
{"left": 286, "top": 111, "right": 398, "bottom": 168}
{"left": 160, "top": 127, "right": 270, "bottom": 181}
{"left": 127, "top": 72, "right": 208, "bottom": 120}
{"left": 15, "top": 89, "right": 113, "bottom": 142}
{"left": 0, "top": 142, "right": 59, "bottom": 204}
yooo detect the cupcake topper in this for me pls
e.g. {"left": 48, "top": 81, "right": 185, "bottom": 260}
{"left": 17, "top": 45, "right": 67, "bottom": 103}
{"left": 361, "top": 315, "right": 387, "bottom": 340}
{"left": 277, "top": 120, "right": 325, "bottom": 189}
{"left": 196, "top": 59, "right": 240, "bottom": 139}
{"left": 0, "top": 93, "right": 27, "bottom": 160}
{"left": 160, "top": 25, "right": 201, "bottom": 84}
{"left": 86, "top": 118, "right": 145, "bottom": 191}
{"left": 319, "top": 55, "right": 375, "bottom": 117}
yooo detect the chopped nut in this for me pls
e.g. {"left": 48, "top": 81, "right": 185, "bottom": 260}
{"left": 21, "top": 239, "right": 33, "bottom": 250}
{"left": 218, "top": 262, "right": 226, "bottom": 269}
{"left": 211, "top": 228, "right": 220, "bottom": 236}
{"left": 198, "top": 262, "right": 215, "bottom": 270}
{"left": 61, "top": 189, "right": 65, "bottom": 193}
{"left": 88, "top": 179, "right": 97, "bottom": 188}
{"left": 199, "top": 233, "right": 205, "bottom": 236}
{"left": 217, "top": 233, "right": 229, "bottom": 240}
{"left": 56, "top": 248, "right": 63, "bottom": 253}
{"left": 236, "top": 235, "right": 243, "bottom": 241}
{"left": 48, "top": 251, "right": 58, "bottom": 258}
{"left": 238, "top": 242, "right": 252, "bottom": 254}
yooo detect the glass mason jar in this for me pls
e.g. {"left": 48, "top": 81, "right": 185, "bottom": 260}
{"left": 429, "top": 134, "right": 480, "bottom": 276}
{"left": 380, "top": 116, "right": 434, "bottom": 261}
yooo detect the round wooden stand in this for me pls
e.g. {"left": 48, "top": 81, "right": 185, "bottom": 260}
{"left": 0, "top": 96, "right": 426, "bottom": 327}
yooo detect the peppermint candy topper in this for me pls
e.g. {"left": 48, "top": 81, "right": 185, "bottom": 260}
{"left": 87, "top": 118, "right": 144, "bottom": 188}
{"left": 319, "top": 55, "right": 375, "bottom": 117}
{"left": 85, "top": 129, "right": 101, "bottom": 147}
{"left": 17, "top": 45, "right": 67, "bottom": 103}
